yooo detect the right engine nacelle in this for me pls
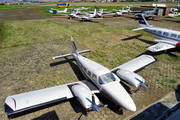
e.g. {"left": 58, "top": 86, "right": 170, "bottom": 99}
{"left": 116, "top": 69, "right": 145, "bottom": 87}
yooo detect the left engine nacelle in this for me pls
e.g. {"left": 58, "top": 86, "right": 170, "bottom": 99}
{"left": 72, "top": 84, "right": 100, "bottom": 109}
{"left": 116, "top": 69, "right": 145, "bottom": 87}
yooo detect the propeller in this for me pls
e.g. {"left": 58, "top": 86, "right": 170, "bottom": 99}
{"left": 132, "top": 77, "right": 148, "bottom": 95}
{"left": 86, "top": 94, "right": 99, "bottom": 112}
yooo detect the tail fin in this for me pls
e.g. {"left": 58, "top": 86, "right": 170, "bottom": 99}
{"left": 52, "top": 37, "right": 91, "bottom": 60}
{"left": 94, "top": 9, "right": 97, "bottom": 16}
{"left": 64, "top": 8, "right": 68, "bottom": 13}
{"left": 71, "top": 36, "right": 78, "bottom": 55}
{"left": 153, "top": 5, "right": 157, "bottom": 12}
{"left": 138, "top": 15, "right": 149, "bottom": 28}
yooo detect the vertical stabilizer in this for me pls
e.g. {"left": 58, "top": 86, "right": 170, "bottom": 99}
{"left": 94, "top": 9, "right": 97, "bottom": 16}
{"left": 153, "top": 5, "right": 157, "bottom": 12}
{"left": 138, "top": 15, "right": 150, "bottom": 28}
{"left": 64, "top": 8, "right": 68, "bottom": 13}
{"left": 71, "top": 36, "right": 78, "bottom": 55}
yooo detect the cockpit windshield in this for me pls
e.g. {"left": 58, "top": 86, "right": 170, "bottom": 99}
{"left": 99, "top": 72, "right": 116, "bottom": 84}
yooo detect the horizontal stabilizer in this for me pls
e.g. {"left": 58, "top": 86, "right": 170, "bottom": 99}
{"left": 111, "top": 55, "right": 157, "bottom": 72}
{"left": 132, "top": 27, "right": 146, "bottom": 31}
{"left": 52, "top": 49, "right": 91, "bottom": 59}
{"left": 147, "top": 42, "right": 176, "bottom": 52}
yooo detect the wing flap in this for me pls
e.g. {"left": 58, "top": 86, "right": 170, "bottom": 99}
{"left": 147, "top": 42, "right": 176, "bottom": 52}
{"left": 111, "top": 55, "right": 157, "bottom": 72}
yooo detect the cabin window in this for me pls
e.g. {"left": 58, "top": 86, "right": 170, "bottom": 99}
{"left": 171, "top": 34, "right": 177, "bottom": 38}
{"left": 88, "top": 71, "right": 91, "bottom": 76}
{"left": 163, "top": 32, "right": 169, "bottom": 36}
{"left": 92, "top": 74, "right": 97, "bottom": 81}
{"left": 153, "top": 30, "right": 156, "bottom": 33}
{"left": 157, "top": 31, "right": 162, "bottom": 35}
{"left": 178, "top": 35, "right": 180, "bottom": 39}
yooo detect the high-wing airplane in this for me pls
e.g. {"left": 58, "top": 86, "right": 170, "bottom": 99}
{"left": 48, "top": 8, "right": 68, "bottom": 14}
{"left": 77, "top": 9, "right": 103, "bottom": 22}
{"left": 4, "top": 37, "right": 157, "bottom": 116}
{"left": 57, "top": 3, "right": 70, "bottom": 8}
{"left": 132, "top": 15, "right": 180, "bottom": 52}
{"left": 133, "top": 5, "right": 158, "bottom": 19}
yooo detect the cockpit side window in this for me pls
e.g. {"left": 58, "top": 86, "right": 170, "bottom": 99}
{"left": 99, "top": 72, "right": 116, "bottom": 84}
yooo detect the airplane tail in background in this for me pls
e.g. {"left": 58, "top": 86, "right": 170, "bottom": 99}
{"left": 138, "top": 15, "right": 150, "bottom": 28}
{"left": 64, "top": 8, "right": 68, "bottom": 13}
{"left": 93, "top": 9, "right": 97, "bottom": 16}
{"left": 153, "top": 5, "right": 157, "bottom": 12}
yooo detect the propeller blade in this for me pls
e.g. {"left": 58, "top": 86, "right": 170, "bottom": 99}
{"left": 86, "top": 96, "right": 99, "bottom": 112}
{"left": 135, "top": 77, "right": 148, "bottom": 88}
{"left": 140, "top": 82, "right": 148, "bottom": 88}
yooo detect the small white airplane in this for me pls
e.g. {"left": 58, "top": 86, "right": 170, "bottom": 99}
{"left": 133, "top": 15, "right": 180, "bottom": 52}
{"left": 77, "top": 9, "right": 103, "bottom": 22}
{"left": 133, "top": 5, "right": 158, "bottom": 20}
{"left": 113, "top": 7, "right": 131, "bottom": 17}
{"left": 71, "top": 7, "right": 91, "bottom": 11}
{"left": 4, "top": 37, "right": 157, "bottom": 116}
{"left": 67, "top": 9, "right": 81, "bottom": 19}
{"left": 166, "top": 12, "right": 180, "bottom": 18}
{"left": 48, "top": 8, "right": 68, "bottom": 14}
{"left": 126, "top": 4, "right": 134, "bottom": 9}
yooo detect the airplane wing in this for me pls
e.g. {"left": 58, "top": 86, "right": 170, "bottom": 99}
{"left": 147, "top": 42, "right": 176, "bottom": 52}
{"left": 111, "top": 55, "right": 157, "bottom": 72}
{"left": 4, "top": 80, "right": 99, "bottom": 115}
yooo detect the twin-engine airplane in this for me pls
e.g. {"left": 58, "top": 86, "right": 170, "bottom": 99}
{"left": 133, "top": 5, "right": 157, "bottom": 20}
{"left": 133, "top": 15, "right": 180, "bottom": 52}
{"left": 4, "top": 37, "right": 157, "bottom": 116}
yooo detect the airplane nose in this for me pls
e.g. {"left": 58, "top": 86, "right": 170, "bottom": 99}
{"left": 126, "top": 103, "right": 136, "bottom": 112}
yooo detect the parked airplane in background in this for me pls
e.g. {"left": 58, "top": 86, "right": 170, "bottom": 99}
{"left": 77, "top": 9, "right": 103, "bottom": 22}
{"left": 126, "top": 4, "right": 134, "bottom": 9}
{"left": 166, "top": 12, "right": 180, "bottom": 18}
{"left": 133, "top": 5, "right": 158, "bottom": 19}
{"left": 57, "top": 3, "right": 70, "bottom": 8}
{"left": 68, "top": 9, "right": 81, "bottom": 19}
{"left": 113, "top": 7, "right": 131, "bottom": 17}
{"left": 133, "top": 15, "right": 180, "bottom": 52}
{"left": 48, "top": 8, "right": 68, "bottom": 14}
{"left": 74, "top": 7, "right": 91, "bottom": 11}
{"left": 4, "top": 37, "right": 157, "bottom": 116}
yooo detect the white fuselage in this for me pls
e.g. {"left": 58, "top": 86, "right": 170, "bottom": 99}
{"left": 145, "top": 27, "right": 180, "bottom": 43}
{"left": 72, "top": 53, "right": 136, "bottom": 111}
